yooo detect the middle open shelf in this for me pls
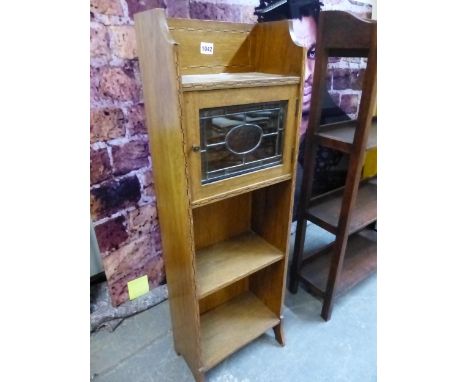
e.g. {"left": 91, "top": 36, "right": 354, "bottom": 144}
{"left": 193, "top": 179, "right": 291, "bottom": 299}
{"left": 196, "top": 231, "right": 284, "bottom": 299}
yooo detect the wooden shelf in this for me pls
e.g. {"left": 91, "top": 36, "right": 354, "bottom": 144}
{"left": 305, "top": 181, "right": 377, "bottom": 235}
{"left": 196, "top": 231, "right": 284, "bottom": 299}
{"left": 315, "top": 118, "right": 377, "bottom": 154}
{"left": 200, "top": 291, "right": 279, "bottom": 371}
{"left": 181, "top": 72, "right": 300, "bottom": 92}
{"left": 300, "top": 229, "right": 376, "bottom": 298}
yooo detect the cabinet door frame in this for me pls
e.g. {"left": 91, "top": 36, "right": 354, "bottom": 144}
{"left": 183, "top": 85, "right": 300, "bottom": 206}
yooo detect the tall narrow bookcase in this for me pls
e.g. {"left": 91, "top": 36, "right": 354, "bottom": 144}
{"left": 135, "top": 9, "right": 305, "bottom": 381}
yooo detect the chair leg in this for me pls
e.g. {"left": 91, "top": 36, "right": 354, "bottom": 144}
{"left": 289, "top": 217, "right": 308, "bottom": 293}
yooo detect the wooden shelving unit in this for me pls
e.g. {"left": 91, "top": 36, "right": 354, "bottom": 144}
{"left": 305, "top": 181, "right": 377, "bottom": 235}
{"left": 135, "top": 9, "right": 304, "bottom": 381}
{"left": 315, "top": 118, "right": 377, "bottom": 153}
{"left": 300, "top": 229, "right": 377, "bottom": 298}
{"left": 289, "top": 11, "right": 377, "bottom": 321}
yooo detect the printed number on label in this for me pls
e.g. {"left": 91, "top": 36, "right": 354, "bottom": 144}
{"left": 200, "top": 42, "right": 214, "bottom": 55}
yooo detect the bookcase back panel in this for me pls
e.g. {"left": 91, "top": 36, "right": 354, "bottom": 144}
{"left": 251, "top": 21, "right": 305, "bottom": 76}
{"left": 199, "top": 278, "right": 248, "bottom": 315}
{"left": 192, "top": 193, "right": 252, "bottom": 250}
{"left": 168, "top": 18, "right": 254, "bottom": 75}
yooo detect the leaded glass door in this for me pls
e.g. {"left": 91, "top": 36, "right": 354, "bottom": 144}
{"left": 183, "top": 85, "right": 300, "bottom": 206}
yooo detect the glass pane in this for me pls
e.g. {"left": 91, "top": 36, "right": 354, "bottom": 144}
{"left": 199, "top": 101, "right": 287, "bottom": 184}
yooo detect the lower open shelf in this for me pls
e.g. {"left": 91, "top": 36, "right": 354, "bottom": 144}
{"left": 300, "top": 229, "right": 377, "bottom": 298}
{"left": 200, "top": 291, "right": 279, "bottom": 371}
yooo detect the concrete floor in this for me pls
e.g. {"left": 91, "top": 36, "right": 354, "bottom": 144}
{"left": 91, "top": 223, "right": 376, "bottom": 382}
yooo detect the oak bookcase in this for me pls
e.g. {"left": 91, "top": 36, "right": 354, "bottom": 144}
{"left": 135, "top": 9, "right": 305, "bottom": 381}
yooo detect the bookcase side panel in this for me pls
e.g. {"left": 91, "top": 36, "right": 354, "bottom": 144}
{"left": 135, "top": 9, "right": 202, "bottom": 374}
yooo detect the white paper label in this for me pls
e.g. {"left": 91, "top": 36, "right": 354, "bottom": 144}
{"left": 200, "top": 42, "right": 214, "bottom": 55}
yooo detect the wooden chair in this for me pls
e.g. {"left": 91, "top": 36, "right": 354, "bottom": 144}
{"left": 288, "top": 11, "right": 377, "bottom": 321}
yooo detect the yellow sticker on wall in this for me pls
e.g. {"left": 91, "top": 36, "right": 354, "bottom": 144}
{"left": 128, "top": 275, "right": 149, "bottom": 300}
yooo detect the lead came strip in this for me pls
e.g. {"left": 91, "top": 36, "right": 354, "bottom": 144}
{"left": 199, "top": 101, "right": 287, "bottom": 184}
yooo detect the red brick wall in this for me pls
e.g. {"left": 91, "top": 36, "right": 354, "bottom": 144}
{"left": 323, "top": 1, "right": 372, "bottom": 119}
{"left": 90, "top": 0, "right": 372, "bottom": 306}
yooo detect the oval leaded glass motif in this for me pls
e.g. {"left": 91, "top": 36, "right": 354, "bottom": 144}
{"left": 225, "top": 123, "right": 263, "bottom": 155}
{"left": 199, "top": 101, "right": 287, "bottom": 184}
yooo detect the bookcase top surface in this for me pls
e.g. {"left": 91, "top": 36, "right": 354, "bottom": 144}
{"left": 181, "top": 72, "right": 301, "bottom": 91}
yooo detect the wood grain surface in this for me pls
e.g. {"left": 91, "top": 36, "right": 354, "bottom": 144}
{"left": 200, "top": 291, "right": 279, "bottom": 371}
{"left": 196, "top": 231, "right": 284, "bottom": 299}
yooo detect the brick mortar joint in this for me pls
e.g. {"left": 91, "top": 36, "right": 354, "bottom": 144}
{"left": 120, "top": 105, "right": 140, "bottom": 139}
{"left": 328, "top": 63, "right": 366, "bottom": 70}
{"left": 90, "top": 57, "right": 139, "bottom": 68}
{"left": 91, "top": 99, "right": 136, "bottom": 109}
{"left": 90, "top": 105, "right": 126, "bottom": 114}
{"left": 90, "top": 20, "right": 109, "bottom": 29}
{"left": 119, "top": 0, "right": 130, "bottom": 19}
{"left": 93, "top": 196, "right": 157, "bottom": 227}
{"left": 108, "top": 134, "right": 149, "bottom": 147}
{"left": 100, "top": 230, "right": 162, "bottom": 259}
{"left": 107, "top": 145, "right": 115, "bottom": 172}
{"left": 91, "top": 12, "right": 134, "bottom": 27}
{"left": 332, "top": 90, "right": 363, "bottom": 95}
{"left": 90, "top": 164, "right": 152, "bottom": 191}
{"left": 93, "top": 209, "right": 129, "bottom": 227}
{"left": 90, "top": 134, "right": 149, "bottom": 151}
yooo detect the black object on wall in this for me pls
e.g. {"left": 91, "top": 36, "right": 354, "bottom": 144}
{"left": 255, "top": 0, "right": 323, "bottom": 22}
